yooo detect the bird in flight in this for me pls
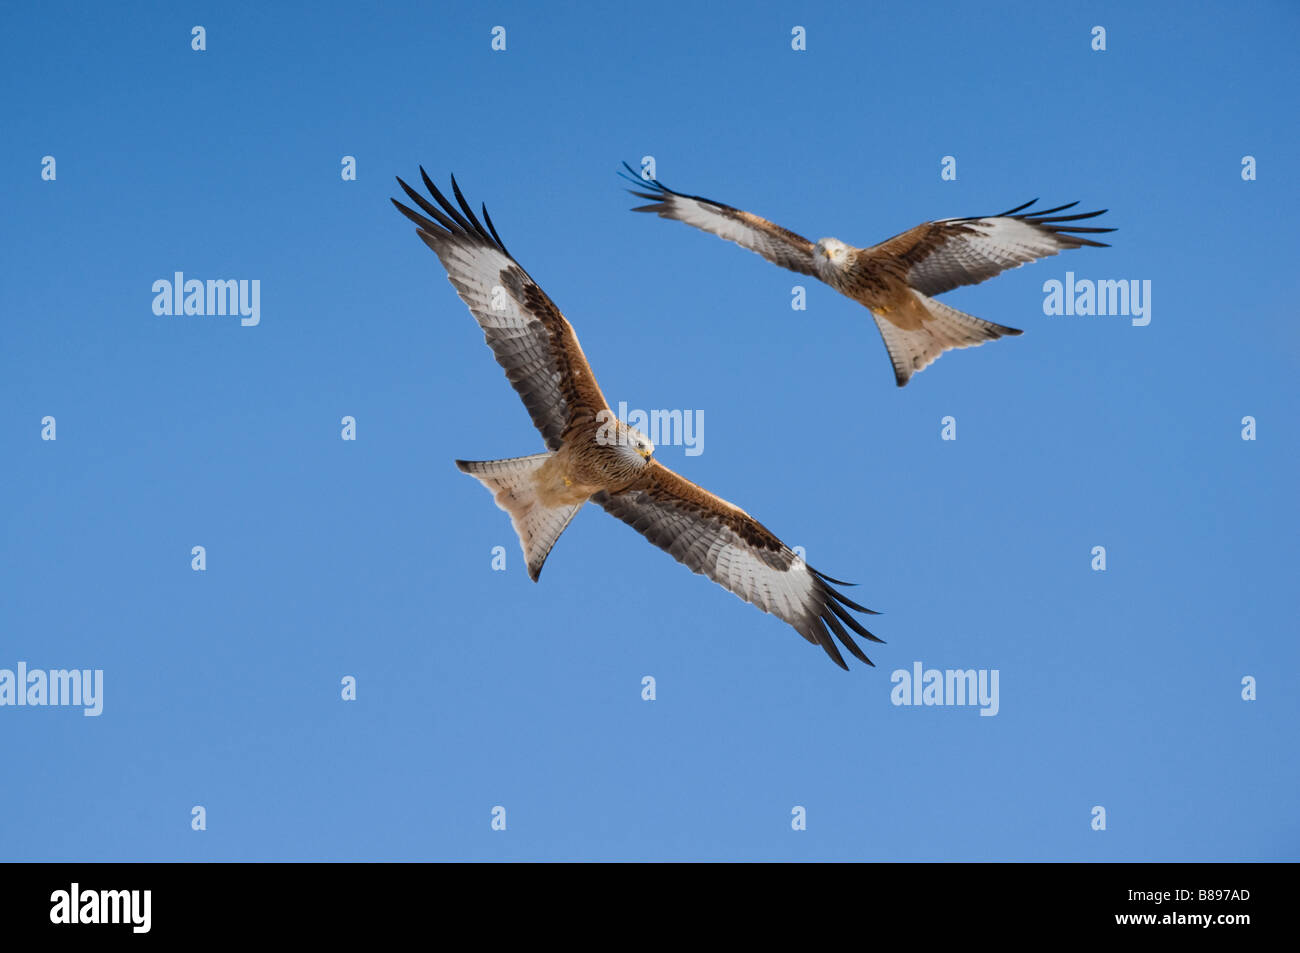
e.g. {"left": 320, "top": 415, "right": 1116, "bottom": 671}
{"left": 620, "top": 162, "right": 1114, "bottom": 386}
{"left": 391, "top": 169, "right": 884, "bottom": 669}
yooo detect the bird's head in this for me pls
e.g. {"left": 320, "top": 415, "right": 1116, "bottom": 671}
{"left": 626, "top": 426, "right": 655, "bottom": 462}
{"left": 814, "top": 238, "right": 851, "bottom": 268}
{"left": 608, "top": 421, "right": 654, "bottom": 467}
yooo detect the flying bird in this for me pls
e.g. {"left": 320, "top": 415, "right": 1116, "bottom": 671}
{"left": 620, "top": 162, "right": 1114, "bottom": 386}
{"left": 392, "top": 169, "right": 883, "bottom": 669}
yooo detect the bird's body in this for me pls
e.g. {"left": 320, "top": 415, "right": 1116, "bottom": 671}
{"left": 622, "top": 164, "right": 1114, "bottom": 386}
{"left": 393, "top": 170, "right": 883, "bottom": 669}
{"left": 522, "top": 418, "right": 649, "bottom": 505}
{"left": 817, "top": 251, "right": 930, "bottom": 330}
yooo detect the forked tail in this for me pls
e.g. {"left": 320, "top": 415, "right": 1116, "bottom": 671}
{"left": 874, "top": 292, "right": 1023, "bottom": 386}
{"left": 456, "top": 454, "right": 582, "bottom": 581}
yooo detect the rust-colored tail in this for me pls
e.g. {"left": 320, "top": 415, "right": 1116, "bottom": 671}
{"left": 456, "top": 454, "right": 582, "bottom": 581}
{"left": 873, "top": 292, "right": 1022, "bottom": 386}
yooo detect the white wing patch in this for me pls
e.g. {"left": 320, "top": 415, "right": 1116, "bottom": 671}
{"left": 670, "top": 196, "right": 764, "bottom": 246}
{"left": 905, "top": 216, "right": 1086, "bottom": 297}
{"left": 433, "top": 240, "right": 532, "bottom": 331}
{"left": 628, "top": 180, "right": 820, "bottom": 277}
{"left": 705, "top": 536, "right": 818, "bottom": 630}
{"left": 594, "top": 476, "right": 882, "bottom": 667}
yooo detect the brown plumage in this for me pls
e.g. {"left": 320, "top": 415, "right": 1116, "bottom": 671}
{"left": 621, "top": 163, "right": 1115, "bottom": 386}
{"left": 392, "top": 169, "right": 883, "bottom": 669}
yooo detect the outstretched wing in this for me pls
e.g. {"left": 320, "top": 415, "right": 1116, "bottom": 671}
{"left": 593, "top": 460, "right": 883, "bottom": 669}
{"left": 864, "top": 199, "right": 1115, "bottom": 297}
{"left": 392, "top": 169, "right": 610, "bottom": 450}
{"left": 620, "top": 162, "right": 820, "bottom": 277}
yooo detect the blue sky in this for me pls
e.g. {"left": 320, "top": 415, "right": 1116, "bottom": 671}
{"left": 2, "top": 0, "right": 1296, "bottom": 860}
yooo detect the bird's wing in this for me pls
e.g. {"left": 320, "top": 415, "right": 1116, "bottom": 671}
{"left": 392, "top": 169, "right": 610, "bottom": 450}
{"left": 862, "top": 199, "right": 1115, "bottom": 297}
{"left": 620, "top": 162, "right": 820, "bottom": 277}
{"left": 592, "top": 460, "right": 882, "bottom": 669}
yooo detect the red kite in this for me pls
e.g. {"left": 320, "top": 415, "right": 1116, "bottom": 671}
{"left": 393, "top": 170, "right": 883, "bottom": 669}
{"left": 622, "top": 163, "right": 1113, "bottom": 385}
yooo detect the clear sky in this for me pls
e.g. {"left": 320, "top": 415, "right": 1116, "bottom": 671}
{"left": 2, "top": 0, "right": 1296, "bottom": 861}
